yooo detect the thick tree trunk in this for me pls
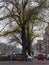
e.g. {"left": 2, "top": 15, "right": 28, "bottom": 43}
{"left": 27, "top": 42, "right": 31, "bottom": 55}
{"left": 27, "top": 22, "right": 31, "bottom": 56}
{"left": 27, "top": 34, "right": 31, "bottom": 56}
{"left": 21, "top": 26, "right": 27, "bottom": 61}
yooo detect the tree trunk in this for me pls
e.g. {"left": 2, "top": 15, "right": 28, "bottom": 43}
{"left": 27, "top": 22, "right": 31, "bottom": 56}
{"left": 21, "top": 26, "right": 27, "bottom": 61}
{"left": 27, "top": 34, "right": 31, "bottom": 56}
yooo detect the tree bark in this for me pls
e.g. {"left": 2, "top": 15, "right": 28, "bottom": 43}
{"left": 21, "top": 25, "right": 27, "bottom": 60}
{"left": 27, "top": 21, "right": 31, "bottom": 56}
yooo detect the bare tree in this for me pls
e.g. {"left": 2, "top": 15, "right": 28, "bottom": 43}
{"left": 0, "top": 0, "right": 49, "bottom": 60}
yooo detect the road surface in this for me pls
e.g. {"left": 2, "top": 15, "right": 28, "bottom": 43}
{"left": 0, "top": 60, "right": 49, "bottom": 65}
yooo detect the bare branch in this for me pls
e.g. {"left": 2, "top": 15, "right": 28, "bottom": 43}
{"left": 7, "top": 0, "right": 20, "bottom": 10}
{"left": 0, "top": 4, "right": 22, "bottom": 28}
{"left": 0, "top": 14, "right": 19, "bottom": 20}
{"left": 23, "top": 0, "right": 28, "bottom": 9}
{"left": 31, "top": 35, "right": 39, "bottom": 43}
{"left": 0, "top": 28, "right": 21, "bottom": 36}
{"left": 35, "top": 17, "right": 49, "bottom": 24}
{"left": 12, "top": 16, "right": 22, "bottom": 28}
{"left": 0, "top": 23, "right": 9, "bottom": 32}
{"left": 8, "top": 35, "right": 22, "bottom": 45}
{"left": 0, "top": 15, "right": 22, "bottom": 28}
{"left": 12, "top": 6, "right": 22, "bottom": 26}
{"left": 8, "top": 40, "right": 22, "bottom": 45}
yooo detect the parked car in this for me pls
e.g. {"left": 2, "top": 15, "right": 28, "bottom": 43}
{"left": 46, "top": 54, "right": 49, "bottom": 60}
{"left": 15, "top": 54, "right": 22, "bottom": 61}
{"left": 0, "top": 54, "right": 11, "bottom": 61}
{"left": 37, "top": 53, "right": 44, "bottom": 60}
{"left": 42, "top": 53, "right": 47, "bottom": 59}
{"left": 27, "top": 55, "right": 32, "bottom": 61}
{"left": 34, "top": 53, "right": 38, "bottom": 58}
{"left": 33, "top": 51, "right": 38, "bottom": 58}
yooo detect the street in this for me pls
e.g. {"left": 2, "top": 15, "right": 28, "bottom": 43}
{"left": 0, "top": 60, "right": 49, "bottom": 65}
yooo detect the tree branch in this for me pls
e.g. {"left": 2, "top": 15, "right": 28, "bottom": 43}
{"left": 12, "top": 16, "right": 22, "bottom": 28}
{"left": 8, "top": 0, "right": 20, "bottom": 10}
{"left": 23, "top": 0, "right": 28, "bottom": 9}
{"left": 0, "top": 14, "right": 19, "bottom": 20}
{"left": 0, "top": 28, "right": 21, "bottom": 36}
{"left": 0, "top": 4, "right": 22, "bottom": 28}
{"left": 0, "top": 23, "right": 9, "bottom": 32}
{"left": 8, "top": 35, "right": 22, "bottom": 45}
